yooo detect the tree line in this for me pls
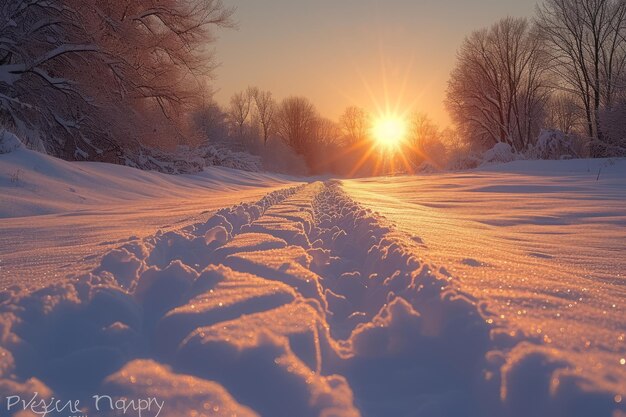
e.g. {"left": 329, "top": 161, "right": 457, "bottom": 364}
{"left": 195, "top": 87, "right": 467, "bottom": 175}
{"left": 3, "top": 0, "right": 624, "bottom": 174}
{"left": 447, "top": 0, "right": 626, "bottom": 157}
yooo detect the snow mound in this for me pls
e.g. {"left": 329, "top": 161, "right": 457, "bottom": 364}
{"left": 0, "top": 144, "right": 294, "bottom": 218}
{"left": 482, "top": 142, "right": 519, "bottom": 165}
{"left": 102, "top": 360, "right": 260, "bottom": 417}
{"left": 529, "top": 130, "right": 579, "bottom": 160}
{"left": 0, "top": 130, "right": 23, "bottom": 154}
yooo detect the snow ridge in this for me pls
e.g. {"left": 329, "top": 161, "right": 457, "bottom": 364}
{"left": 0, "top": 182, "right": 623, "bottom": 417}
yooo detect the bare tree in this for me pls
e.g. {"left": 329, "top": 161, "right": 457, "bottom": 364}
{"left": 251, "top": 88, "right": 276, "bottom": 145}
{"left": 228, "top": 88, "right": 254, "bottom": 140}
{"left": 407, "top": 112, "right": 444, "bottom": 164}
{"left": 339, "top": 106, "right": 370, "bottom": 145}
{"left": 545, "top": 92, "right": 582, "bottom": 134}
{"left": 313, "top": 117, "right": 343, "bottom": 145}
{"left": 536, "top": 0, "right": 626, "bottom": 142}
{"left": 275, "top": 96, "right": 318, "bottom": 155}
{"left": 409, "top": 113, "right": 440, "bottom": 148}
{"left": 446, "top": 17, "right": 548, "bottom": 151}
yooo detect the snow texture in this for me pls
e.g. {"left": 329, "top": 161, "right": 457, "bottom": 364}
{"left": 482, "top": 142, "right": 519, "bottom": 165}
{"left": 0, "top": 148, "right": 624, "bottom": 416}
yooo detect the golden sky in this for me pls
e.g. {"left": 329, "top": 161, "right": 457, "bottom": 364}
{"left": 214, "top": 0, "right": 537, "bottom": 128}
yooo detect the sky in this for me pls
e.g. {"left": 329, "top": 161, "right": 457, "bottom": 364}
{"left": 213, "top": 0, "right": 538, "bottom": 128}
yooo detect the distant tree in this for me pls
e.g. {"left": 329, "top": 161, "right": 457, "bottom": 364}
{"left": 446, "top": 17, "right": 548, "bottom": 151}
{"left": 545, "top": 92, "right": 582, "bottom": 134}
{"left": 536, "top": 0, "right": 626, "bottom": 144}
{"left": 228, "top": 88, "right": 254, "bottom": 140}
{"left": 406, "top": 112, "right": 449, "bottom": 167}
{"left": 339, "top": 106, "right": 370, "bottom": 145}
{"left": 192, "top": 99, "right": 229, "bottom": 143}
{"left": 306, "top": 117, "right": 344, "bottom": 174}
{"left": 250, "top": 88, "right": 276, "bottom": 145}
{"left": 313, "top": 118, "right": 343, "bottom": 145}
{"left": 408, "top": 113, "right": 440, "bottom": 158}
{"left": 275, "top": 96, "right": 318, "bottom": 155}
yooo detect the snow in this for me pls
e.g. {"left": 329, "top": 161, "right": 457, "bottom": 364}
{"left": 0, "top": 149, "right": 625, "bottom": 417}
{"left": 344, "top": 157, "right": 626, "bottom": 416}
{"left": 482, "top": 142, "right": 518, "bottom": 164}
{"left": 0, "top": 130, "right": 22, "bottom": 154}
{"left": 0, "top": 146, "right": 299, "bottom": 287}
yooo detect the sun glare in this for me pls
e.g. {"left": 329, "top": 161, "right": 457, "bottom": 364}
{"left": 372, "top": 116, "right": 407, "bottom": 149}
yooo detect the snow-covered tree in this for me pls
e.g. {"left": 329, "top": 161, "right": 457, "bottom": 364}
{"left": 0, "top": 0, "right": 100, "bottom": 155}
{"left": 0, "top": 0, "right": 234, "bottom": 159}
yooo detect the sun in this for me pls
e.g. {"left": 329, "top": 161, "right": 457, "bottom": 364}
{"left": 371, "top": 116, "right": 407, "bottom": 149}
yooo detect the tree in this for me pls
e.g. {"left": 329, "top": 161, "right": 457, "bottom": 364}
{"left": 545, "top": 92, "right": 582, "bottom": 134}
{"left": 192, "top": 99, "right": 229, "bottom": 144}
{"left": 228, "top": 88, "right": 254, "bottom": 140}
{"left": 0, "top": 0, "right": 234, "bottom": 159}
{"left": 406, "top": 112, "right": 448, "bottom": 167}
{"left": 536, "top": 0, "right": 626, "bottom": 143}
{"left": 339, "top": 106, "right": 370, "bottom": 145}
{"left": 313, "top": 117, "right": 343, "bottom": 145}
{"left": 408, "top": 113, "right": 440, "bottom": 156}
{"left": 251, "top": 88, "right": 276, "bottom": 145}
{"left": 275, "top": 96, "right": 318, "bottom": 155}
{"left": 0, "top": 0, "right": 99, "bottom": 155}
{"left": 446, "top": 17, "right": 548, "bottom": 151}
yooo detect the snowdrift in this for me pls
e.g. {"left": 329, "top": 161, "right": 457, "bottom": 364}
{"left": 0, "top": 141, "right": 294, "bottom": 218}
{"left": 0, "top": 130, "right": 23, "bottom": 154}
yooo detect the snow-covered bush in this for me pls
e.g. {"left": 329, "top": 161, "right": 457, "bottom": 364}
{"left": 481, "top": 142, "right": 519, "bottom": 165}
{"left": 589, "top": 139, "right": 626, "bottom": 158}
{"left": 0, "top": 130, "right": 23, "bottom": 154}
{"left": 527, "top": 129, "right": 580, "bottom": 160}
{"left": 123, "top": 144, "right": 262, "bottom": 174}
{"left": 201, "top": 145, "right": 263, "bottom": 172}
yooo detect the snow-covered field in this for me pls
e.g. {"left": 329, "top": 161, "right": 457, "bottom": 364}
{"left": 0, "top": 146, "right": 624, "bottom": 417}
{"left": 0, "top": 146, "right": 297, "bottom": 287}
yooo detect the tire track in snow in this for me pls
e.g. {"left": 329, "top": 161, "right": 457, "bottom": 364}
{"left": 0, "top": 181, "right": 622, "bottom": 417}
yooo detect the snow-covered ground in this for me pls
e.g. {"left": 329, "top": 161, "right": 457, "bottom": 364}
{"left": 0, "top": 147, "right": 624, "bottom": 417}
{"left": 0, "top": 146, "right": 297, "bottom": 287}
